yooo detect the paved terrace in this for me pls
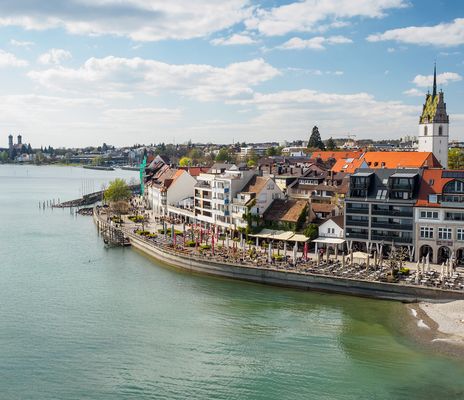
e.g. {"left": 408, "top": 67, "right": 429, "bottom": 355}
{"left": 96, "top": 208, "right": 464, "bottom": 292}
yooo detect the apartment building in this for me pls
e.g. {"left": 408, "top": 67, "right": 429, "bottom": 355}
{"left": 344, "top": 168, "right": 421, "bottom": 260}
{"left": 415, "top": 169, "right": 464, "bottom": 265}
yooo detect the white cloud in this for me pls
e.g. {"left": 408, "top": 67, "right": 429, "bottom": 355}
{"left": 403, "top": 88, "right": 423, "bottom": 97}
{"left": 0, "top": 1, "right": 251, "bottom": 42}
{"left": 279, "top": 35, "right": 352, "bottom": 50}
{"left": 38, "top": 48, "right": 72, "bottom": 65}
{"left": 9, "top": 39, "right": 34, "bottom": 48}
{"left": 246, "top": 0, "right": 407, "bottom": 36}
{"left": 27, "top": 56, "right": 280, "bottom": 101}
{"left": 367, "top": 18, "right": 464, "bottom": 46}
{"left": 210, "top": 33, "right": 257, "bottom": 46}
{"left": 412, "top": 72, "right": 462, "bottom": 87}
{"left": 0, "top": 49, "right": 28, "bottom": 67}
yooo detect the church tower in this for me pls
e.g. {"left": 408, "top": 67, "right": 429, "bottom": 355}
{"left": 418, "top": 65, "right": 449, "bottom": 168}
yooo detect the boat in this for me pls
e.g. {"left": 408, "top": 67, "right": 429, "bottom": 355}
{"left": 83, "top": 165, "right": 115, "bottom": 171}
{"left": 120, "top": 165, "right": 140, "bottom": 171}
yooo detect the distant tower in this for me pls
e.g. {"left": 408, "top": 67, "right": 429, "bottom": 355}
{"left": 8, "top": 134, "right": 13, "bottom": 149}
{"left": 17, "top": 134, "right": 22, "bottom": 145}
{"left": 418, "top": 64, "right": 449, "bottom": 168}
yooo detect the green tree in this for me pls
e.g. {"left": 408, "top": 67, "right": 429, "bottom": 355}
{"left": 0, "top": 151, "right": 8, "bottom": 163}
{"left": 304, "top": 224, "right": 319, "bottom": 240}
{"left": 307, "top": 126, "right": 325, "bottom": 150}
{"left": 179, "top": 157, "right": 192, "bottom": 167}
{"left": 448, "top": 148, "right": 464, "bottom": 169}
{"left": 215, "top": 148, "right": 233, "bottom": 163}
{"left": 326, "top": 137, "right": 337, "bottom": 151}
{"left": 266, "top": 147, "right": 277, "bottom": 156}
{"left": 92, "top": 155, "right": 104, "bottom": 166}
{"left": 104, "top": 179, "right": 131, "bottom": 203}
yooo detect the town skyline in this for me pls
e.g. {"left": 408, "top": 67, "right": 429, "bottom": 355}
{"left": 0, "top": 0, "right": 463, "bottom": 147}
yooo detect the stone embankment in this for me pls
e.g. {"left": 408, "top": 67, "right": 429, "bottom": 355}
{"left": 93, "top": 212, "right": 464, "bottom": 303}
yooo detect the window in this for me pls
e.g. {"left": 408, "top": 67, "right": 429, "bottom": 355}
{"left": 438, "top": 227, "right": 452, "bottom": 240}
{"left": 445, "top": 212, "right": 464, "bottom": 221}
{"left": 458, "top": 229, "right": 464, "bottom": 241}
{"left": 424, "top": 126, "right": 428, "bottom": 136}
{"left": 420, "top": 227, "right": 434, "bottom": 239}
{"left": 420, "top": 210, "right": 439, "bottom": 219}
{"left": 438, "top": 126, "right": 443, "bottom": 136}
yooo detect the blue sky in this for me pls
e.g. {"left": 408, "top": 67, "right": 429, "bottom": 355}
{"left": 0, "top": 0, "right": 463, "bottom": 147}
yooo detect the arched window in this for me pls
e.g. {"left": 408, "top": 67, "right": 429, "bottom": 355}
{"left": 438, "top": 126, "right": 443, "bottom": 136}
{"left": 424, "top": 126, "right": 428, "bottom": 136}
{"left": 442, "top": 180, "right": 464, "bottom": 204}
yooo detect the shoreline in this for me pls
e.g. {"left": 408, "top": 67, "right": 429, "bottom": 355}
{"left": 406, "top": 301, "right": 464, "bottom": 358}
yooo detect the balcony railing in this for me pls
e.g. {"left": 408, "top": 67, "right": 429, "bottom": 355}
{"left": 371, "top": 222, "right": 413, "bottom": 231}
{"left": 345, "top": 220, "right": 369, "bottom": 227}
{"left": 371, "top": 235, "right": 412, "bottom": 244}
{"left": 345, "top": 233, "right": 368, "bottom": 240}
{"left": 371, "top": 209, "right": 413, "bottom": 217}
{"left": 346, "top": 208, "right": 369, "bottom": 214}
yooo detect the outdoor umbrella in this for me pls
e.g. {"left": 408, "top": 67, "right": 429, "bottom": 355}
{"left": 293, "top": 242, "right": 298, "bottom": 265}
{"left": 426, "top": 252, "right": 430, "bottom": 273}
{"left": 283, "top": 242, "right": 287, "bottom": 259}
{"left": 268, "top": 241, "right": 272, "bottom": 263}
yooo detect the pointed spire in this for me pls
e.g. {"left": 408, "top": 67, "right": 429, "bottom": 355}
{"left": 432, "top": 62, "right": 437, "bottom": 98}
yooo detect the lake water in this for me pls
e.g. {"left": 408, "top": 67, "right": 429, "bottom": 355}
{"left": 1, "top": 165, "right": 463, "bottom": 400}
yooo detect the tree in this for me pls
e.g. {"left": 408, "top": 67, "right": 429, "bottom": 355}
{"left": 104, "top": 179, "right": 131, "bottom": 203}
{"left": 307, "top": 126, "right": 325, "bottom": 150}
{"left": 215, "top": 148, "right": 233, "bottom": 163}
{"left": 179, "top": 157, "right": 192, "bottom": 167}
{"left": 448, "top": 148, "right": 464, "bottom": 169}
{"left": 92, "top": 155, "right": 104, "bottom": 166}
{"left": 266, "top": 147, "right": 278, "bottom": 156}
{"left": 304, "top": 224, "right": 319, "bottom": 241}
{"left": 0, "top": 151, "right": 8, "bottom": 163}
{"left": 326, "top": 137, "right": 337, "bottom": 151}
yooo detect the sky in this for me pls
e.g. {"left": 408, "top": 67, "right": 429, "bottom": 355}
{"left": 0, "top": 0, "right": 463, "bottom": 148}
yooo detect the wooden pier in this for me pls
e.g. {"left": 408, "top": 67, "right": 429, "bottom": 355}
{"left": 96, "top": 218, "right": 131, "bottom": 247}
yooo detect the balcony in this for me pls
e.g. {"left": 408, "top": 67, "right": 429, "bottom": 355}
{"left": 371, "top": 209, "right": 413, "bottom": 217}
{"left": 345, "top": 219, "right": 368, "bottom": 227}
{"left": 345, "top": 232, "right": 368, "bottom": 240}
{"left": 371, "top": 222, "right": 413, "bottom": 231}
{"left": 346, "top": 207, "right": 369, "bottom": 215}
{"left": 371, "top": 235, "right": 412, "bottom": 244}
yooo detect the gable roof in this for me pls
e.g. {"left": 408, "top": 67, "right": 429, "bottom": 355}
{"left": 241, "top": 176, "right": 270, "bottom": 194}
{"left": 362, "top": 151, "right": 440, "bottom": 169}
{"left": 264, "top": 199, "right": 307, "bottom": 223}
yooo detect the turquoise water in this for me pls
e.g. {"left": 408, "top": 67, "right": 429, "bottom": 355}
{"left": 1, "top": 165, "right": 463, "bottom": 400}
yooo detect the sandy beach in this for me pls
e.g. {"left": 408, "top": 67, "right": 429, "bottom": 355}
{"left": 419, "top": 301, "right": 464, "bottom": 342}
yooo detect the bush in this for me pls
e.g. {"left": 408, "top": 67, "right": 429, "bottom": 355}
{"left": 111, "top": 216, "right": 123, "bottom": 224}
{"left": 147, "top": 233, "right": 157, "bottom": 238}
{"left": 399, "top": 267, "right": 410, "bottom": 276}
{"left": 273, "top": 254, "right": 284, "bottom": 261}
{"left": 136, "top": 230, "right": 150, "bottom": 236}
{"left": 186, "top": 240, "right": 196, "bottom": 247}
{"left": 246, "top": 239, "right": 254, "bottom": 245}
{"left": 200, "top": 244, "right": 211, "bottom": 250}
{"left": 157, "top": 228, "right": 184, "bottom": 236}
{"left": 128, "top": 215, "right": 145, "bottom": 222}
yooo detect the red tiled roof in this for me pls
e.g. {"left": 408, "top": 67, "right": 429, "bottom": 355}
{"left": 362, "top": 152, "right": 440, "bottom": 169}
{"left": 311, "top": 151, "right": 362, "bottom": 161}
{"left": 416, "top": 169, "right": 461, "bottom": 207}
{"left": 179, "top": 166, "right": 210, "bottom": 177}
